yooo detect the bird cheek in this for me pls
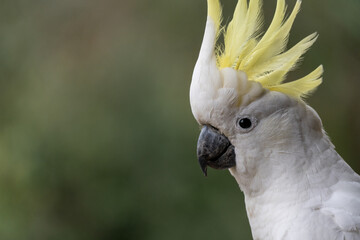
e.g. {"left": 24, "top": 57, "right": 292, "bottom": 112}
{"left": 233, "top": 149, "right": 248, "bottom": 174}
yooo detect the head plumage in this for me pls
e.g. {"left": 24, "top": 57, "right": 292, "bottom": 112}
{"left": 209, "top": 0, "right": 323, "bottom": 99}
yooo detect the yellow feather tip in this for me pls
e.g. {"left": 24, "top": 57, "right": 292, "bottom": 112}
{"left": 211, "top": 0, "right": 323, "bottom": 100}
{"left": 268, "top": 65, "right": 323, "bottom": 99}
{"left": 207, "top": 0, "right": 222, "bottom": 37}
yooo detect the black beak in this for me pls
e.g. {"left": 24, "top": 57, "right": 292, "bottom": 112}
{"left": 197, "top": 125, "right": 236, "bottom": 176}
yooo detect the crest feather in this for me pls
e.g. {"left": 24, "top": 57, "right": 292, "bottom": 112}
{"left": 207, "top": 0, "right": 222, "bottom": 39}
{"left": 269, "top": 65, "right": 323, "bottom": 98}
{"left": 212, "top": 0, "right": 323, "bottom": 100}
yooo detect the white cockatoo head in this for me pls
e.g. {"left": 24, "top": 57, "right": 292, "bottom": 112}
{"left": 190, "top": 0, "right": 323, "bottom": 192}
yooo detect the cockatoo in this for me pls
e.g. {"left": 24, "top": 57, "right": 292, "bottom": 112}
{"left": 189, "top": 0, "right": 360, "bottom": 239}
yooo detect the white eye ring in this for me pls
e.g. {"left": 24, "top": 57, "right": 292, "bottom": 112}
{"left": 236, "top": 116, "right": 258, "bottom": 133}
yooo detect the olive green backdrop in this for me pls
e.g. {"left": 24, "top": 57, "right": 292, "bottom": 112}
{"left": 0, "top": 0, "right": 359, "bottom": 239}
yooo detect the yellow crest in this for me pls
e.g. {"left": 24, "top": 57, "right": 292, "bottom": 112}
{"left": 208, "top": 0, "right": 323, "bottom": 99}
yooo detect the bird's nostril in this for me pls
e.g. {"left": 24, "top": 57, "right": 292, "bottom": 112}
{"left": 208, "top": 125, "right": 219, "bottom": 132}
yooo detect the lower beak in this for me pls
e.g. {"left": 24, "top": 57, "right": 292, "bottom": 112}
{"left": 197, "top": 125, "right": 236, "bottom": 176}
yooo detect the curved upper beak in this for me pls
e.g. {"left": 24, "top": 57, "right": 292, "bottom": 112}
{"left": 197, "top": 125, "right": 236, "bottom": 176}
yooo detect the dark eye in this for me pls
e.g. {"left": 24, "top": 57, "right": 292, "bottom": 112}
{"left": 238, "top": 118, "right": 252, "bottom": 129}
{"left": 236, "top": 116, "right": 258, "bottom": 133}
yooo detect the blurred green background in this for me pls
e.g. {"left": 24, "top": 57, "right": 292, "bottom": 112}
{"left": 0, "top": 0, "right": 359, "bottom": 239}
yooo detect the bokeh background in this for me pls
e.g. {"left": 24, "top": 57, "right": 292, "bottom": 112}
{"left": 0, "top": 0, "right": 359, "bottom": 239}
